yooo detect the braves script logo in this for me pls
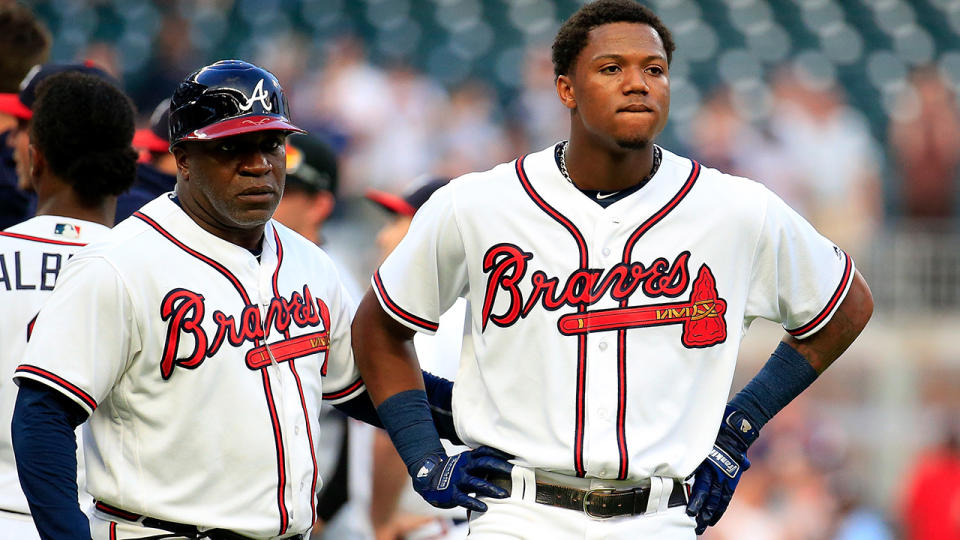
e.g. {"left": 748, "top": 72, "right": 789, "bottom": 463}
{"left": 238, "top": 78, "right": 273, "bottom": 112}
{"left": 159, "top": 285, "right": 331, "bottom": 379}
{"left": 481, "top": 244, "right": 726, "bottom": 347}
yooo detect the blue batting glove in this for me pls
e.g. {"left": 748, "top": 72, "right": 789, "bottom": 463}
{"left": 686, "top": 406, "right": 758, "bottom": 535}
{"left": 409, "top": 445, "right": 514, "bottom": 512}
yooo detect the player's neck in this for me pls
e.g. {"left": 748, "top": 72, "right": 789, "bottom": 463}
{"left": 564, "top": 138, "right": 657, "bottom": 192}
{"left": 34, "top": 177, "right": 116, "bottom": 227}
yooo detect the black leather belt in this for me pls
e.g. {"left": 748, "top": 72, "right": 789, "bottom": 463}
{"left": 95, "top": 501, "right": 305, "bottom": 540}
{"left": 486, "top": 475, "right": 689, "bottom": 519}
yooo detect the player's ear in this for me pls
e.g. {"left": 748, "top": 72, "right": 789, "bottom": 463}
{"left": 27, "top": 143, "right": 43, "bottom": 183}
{"left": 172, "top": 145, "right": 190, "bottom": 180}
{"left": 556, "top": 74, "right": 576, "bottom": 110}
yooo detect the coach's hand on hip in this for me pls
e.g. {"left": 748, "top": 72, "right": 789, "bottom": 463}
{"left": 410, "top": 446, "right": 514, "bottom": 512}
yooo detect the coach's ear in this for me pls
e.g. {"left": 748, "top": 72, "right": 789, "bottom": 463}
{"left": 556, "top": 74, "right": 576, "bottom": 110}
{"left": 172, "top": 145, "right": 189, "bottom": 181}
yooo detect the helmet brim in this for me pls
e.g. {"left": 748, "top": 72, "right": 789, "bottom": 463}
{"left": 175, "top": 115, "right": 306, "bottom": 144}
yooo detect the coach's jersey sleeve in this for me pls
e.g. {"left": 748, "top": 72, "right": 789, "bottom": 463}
{"left": 14, "top": 257, "right": 139, "bottom": 416}
{"left": 745, "top": 187, "right": 855, "bottom": 339}
{"left": 321, "top": 272, "right": 366, "bottom": 404}
{"left": 373, "top": 185, "right": 467, "bottom": 335}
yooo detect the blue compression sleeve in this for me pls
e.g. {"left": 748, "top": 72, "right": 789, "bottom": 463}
{"left": 729, "top": 341, "right": 819, "bottom": 431}
{"left": 376, "top": 389, "right": 445, "bottom": 474}
{"left": 11, "top": 380, "right": 90, "bottom": 540}
{"left": 333, "top": 372, "right": 457, "bottom": 441}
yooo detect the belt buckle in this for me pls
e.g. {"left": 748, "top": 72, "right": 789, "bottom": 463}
{"left": 582, "top": 487, "right": 617, "bottom": 520}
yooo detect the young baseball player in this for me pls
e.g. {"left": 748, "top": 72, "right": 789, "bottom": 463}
{"left": 352, "top": 1, "right": 873, "bottom": 538}
{"left": 0, "top": 71, "right": 137, "bottom": 539}
{"left": 11, "top": 60, "right": 473, "bottom": 540}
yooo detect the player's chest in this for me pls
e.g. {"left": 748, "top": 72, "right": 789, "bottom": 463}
{"left": 468, "top": 206, "right": 754, "bottom": 345}
{"left": 135, "top": 259, "right": 335, "bottom": 380}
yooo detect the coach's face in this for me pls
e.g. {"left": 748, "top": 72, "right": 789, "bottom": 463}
{"left": 558, "top": 22, "right": 670, "bottom": 150}
{"left": 174, "top": 131, "right": 287, "bottom": 248}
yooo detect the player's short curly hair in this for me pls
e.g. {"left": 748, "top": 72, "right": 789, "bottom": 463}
{"left": 552, "top": 0, "right": 676, "bottom": 79}
{"left": 30, "top": 72, "right": 137, "bottom": 205}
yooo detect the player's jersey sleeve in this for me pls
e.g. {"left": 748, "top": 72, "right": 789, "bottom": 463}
{"left": 13, "top": 256, "right": 139, "bottom": 416}
{"left": 373, "top": 185, "right": 467, "bottom": 335}
{"left": 321, "top": 268, "right": 366, "bottom": 404}
{"left": 745, "top": 187, "right": 855, "bottom": 339}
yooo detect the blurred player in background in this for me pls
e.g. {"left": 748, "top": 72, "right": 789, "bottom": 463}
{"left": 1, "top": 62, "right": 119, "bottom": 223}
{"left": 0, "top": 3, "right": 50, "bottom": 229}
{"left": 365, "top": 177, "right": 471, "bottom": 540}
{"left": 271, "top": 134, "right": 375, "bottom": 540}
{"left": 115, "top": 98, "right": 177, "bottom": 222}
{"left": 0, "top": 71, "right": 137, "bottom": 539}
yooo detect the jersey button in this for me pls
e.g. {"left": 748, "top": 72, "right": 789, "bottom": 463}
{"left": 599, "top": 342, "right": 608, "bottom": 351}
{"left": 295, "top": 425, "right": 301, "bottom": 435}
{"left": 602, "top": 247, "right": 611, "bottom": 256}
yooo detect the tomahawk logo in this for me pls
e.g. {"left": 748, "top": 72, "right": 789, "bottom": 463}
{"left": 238, "top": 78, "right": 273, "bottom": 112}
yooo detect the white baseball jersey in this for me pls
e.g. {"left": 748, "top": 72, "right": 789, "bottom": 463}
{"left": 14, "top": 195, "right": 364, "bottom": 538}
{"left": 0, "top": 215, "right": 109, "bottom": 515}
{"left": 374, "top": 143, "right": 854, "bottom": 482}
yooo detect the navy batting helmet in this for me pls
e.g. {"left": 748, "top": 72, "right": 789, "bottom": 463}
{"left": 168, "top": 60, "right": 305, "bottom": 147}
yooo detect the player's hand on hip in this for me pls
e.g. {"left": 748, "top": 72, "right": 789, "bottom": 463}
{"left": 686, "top": 405, "right": 758, "bottom": 535}
{"left": 409, "top": 445, "right": 513, "bottom": 512}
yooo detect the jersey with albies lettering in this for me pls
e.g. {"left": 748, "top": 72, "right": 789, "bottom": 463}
{"left": 14, "top": 196, "right": 364, "bottom": 537}
{"left": 0, "top": 216, "right": 108, "bottom": 514}
{"left": 374, "top": 144, "right": 854, "bottom": 482}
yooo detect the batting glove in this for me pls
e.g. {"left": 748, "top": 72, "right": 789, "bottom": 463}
{"left": 686, "top": 405, "right": 758, "bottom": 535}
{"left": 409, "top": 445, "right": 514, "bottom": 512}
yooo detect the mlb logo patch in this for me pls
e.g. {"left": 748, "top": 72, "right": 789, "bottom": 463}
{"left": 54, "top": 223, "right": 81, "bottom": 240}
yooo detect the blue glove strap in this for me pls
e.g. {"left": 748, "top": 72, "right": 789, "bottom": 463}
{"left": 376, "top": 389, "right": 445, "bottom": 474}
{"left": 729, "top": 341, "right": 818, "bottom": 433}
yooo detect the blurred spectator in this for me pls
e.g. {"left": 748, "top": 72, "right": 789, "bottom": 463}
{"left": 0, "top": 4, "right": 50, "bottom": 95}
{"left": 115, "top": 98, "right": 176, "bottom": 222}
{"left": 708, "top": 464, "right": 787, "bottom": 540}
{"left": 508, "top": 44, "right": 569, "bottom": 152}
{"left": 434, "top": 79, "right": 513, "bottom": 178}
{"left": 0, "top": 3, "right": 50, "bottom": 229}
{"left": 888, "top": 66, "right": 960, "bottom": 224}
{"left": 354, "top": 64, "right": 449, "bottom": 195}
{"left": 900, "top": 419, "right": 960, "bottom": 540}
{"left": 127, "top": 12, "right": 195, "bottom": 112}
{"left": 80, "top": 41, "right": 122, "bottom": 79}
{"left": 830, "top": 474, "right": 894, "bottom": 540}
{"left": 766, "top": 64, "right": 883, "bottom": 259}
{"left": 293, "top": 35, "right": 408, "bottom": 196}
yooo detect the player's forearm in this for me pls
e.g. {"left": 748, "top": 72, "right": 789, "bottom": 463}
{"left": 352, "top": 289, "right": 424, "bottom": 406}
{"left": 11, "top": 381, "right": 91, "bottom": 540}
{"left": 728, "top": 271, "right": 874, "bottom": 432}
{"left": 784, "top": 270, "right": 873, "bottom": 374}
